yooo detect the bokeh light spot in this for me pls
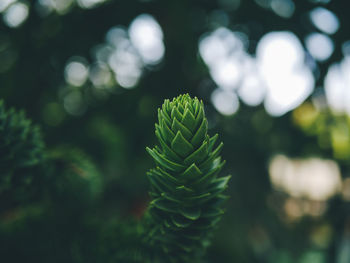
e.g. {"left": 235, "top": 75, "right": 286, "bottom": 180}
{"left": 199, "top": 27, "right": 247, "bottom": 91}
{"left": 211, "top": 89, "right": 239, "bottom": 116}
{"left": 269, "top": 155, "right": 342, "bottom": 201}
{"left": 106, "top": 27, "right": 128, "bottom": 47}
{"left": 210, "top": 59, "right": 241, "bottom": 90}
{"left": 108, "top": 46, "right": 143, "bottom": 89}
{"left": 324, "top": 57, "right": 350, "bottom": 114}
{"left": 305, "top": 33, "right": 334, "bottom": 62}
{"left": 64, "top": 59, "right": 89, "bottom": 87}
{"left": 257, "top": 31, "right": 314, "bottom": 116}
{"left": 310, "top": 7, "right": 339, "bottom": 35}
{"left": 270, "top": 0, "right": 295, "bottom": 18}
{"left": 129, "top": 14, "right": 165, "bottom": 65}
{"left": 3, "top": 2, "right": 29, "bottom": 28}
{"left": 77, "top": 0, "right": 107, "bottom": 9}
{"left": 257, "top": 31, "right": 304, "bottom": 72}
{"left": 38, "top": 0, "right": 74, "bottom": 14}
{"left": 254, "top": 0, "right": 271, "bottom": 9}
{"left": 238, "top": 73, "right": 265, "bottom": 106}
{"left": 199, "top": 27, "right": 244, "bottom": 68}
{"left": 89, "top": 62, "right": 112, "bottom": 88}
{"left": 200, "top": 30, "right": 314, "bottom": 116}
{"left": 342, "top": 40, "right": 350, "bottom": 57}
{"left": 0, "top": 0, "right": 16, "bottom": 13}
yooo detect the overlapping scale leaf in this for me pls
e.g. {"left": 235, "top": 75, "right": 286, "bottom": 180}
{"left": 145, "top": 94, "right": 230, "bottom": 263}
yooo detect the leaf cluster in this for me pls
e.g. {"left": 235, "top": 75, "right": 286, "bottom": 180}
{"left": 146, "top": 94, "right": 230, "bottom": 262}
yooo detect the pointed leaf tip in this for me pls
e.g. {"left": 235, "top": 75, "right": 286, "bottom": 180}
{"left": 171, "top": 130, "right": 194, "bottom": 158}
{"left": 179, "top": 206, "right": 201, "bottom": 220}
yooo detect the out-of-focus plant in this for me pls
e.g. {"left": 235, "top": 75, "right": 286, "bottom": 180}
{"left": 0, "top": 100, "right": 45, "bottom": 209}
{"left": 293, "top": 102, "right": 350, "bottom": 160}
